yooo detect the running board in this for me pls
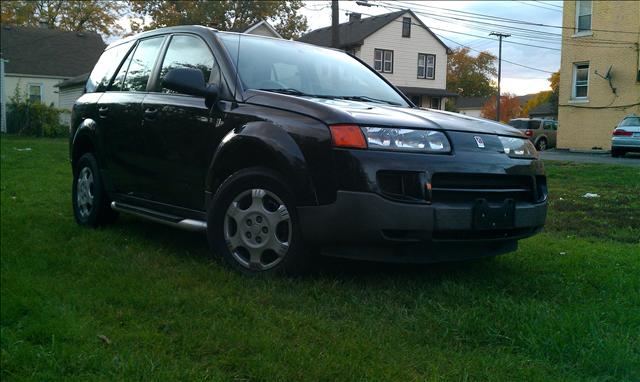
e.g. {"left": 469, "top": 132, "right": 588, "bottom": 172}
{"left": 111, "top": 202, "right": 207, "bottom": 232}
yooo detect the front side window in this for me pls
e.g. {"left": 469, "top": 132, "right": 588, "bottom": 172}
{"left": 374, "top": 48, "right": 393, "bottom": 73}
{"left": 418, "top": 53, "right": 435, "bottom": 79}
{"left": 218, "top": 34, "right": 407, "bottom": 106}
{"left": 159, "top": 35, "right": 218, "bottom": 93}
{"left": 576, "top": 0, "right": 592, "bottom": 33}
{"left": 117, "top": 36, "right": 164, "bottom": 92}
{"left": 573, "top": 63, "right": 589, "bottom": 99}
{"left": 402, "top": 17, "right": 411, "bottom": 37}
{"left": 28, "top": 84, "right": 42, "bottom": 102}
{"left": 86, "top": 41, "right": 134, "bottom": 93}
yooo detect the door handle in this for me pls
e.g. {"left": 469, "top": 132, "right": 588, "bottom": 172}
{"left": 144, "top": 107, "right": 158, "bottom": 121}
{"left": 98, "top": 106, "right": 109, "bottom": 118}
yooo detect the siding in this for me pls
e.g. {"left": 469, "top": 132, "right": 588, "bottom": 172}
{"left": 58, "top": 85, "right": 84, "bottom": 111}
{"left": 4, "top": 75, "right": 65, "bottom": 107}
{"left": 246, "top": 24, "right": 280, "bottom": 38}
{"left": 357, "top": 15, "right": 447, "bottom": 90}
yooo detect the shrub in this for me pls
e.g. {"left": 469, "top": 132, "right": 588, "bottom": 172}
{"left": 6, "top": 83, "right": 68, "bottom": 138}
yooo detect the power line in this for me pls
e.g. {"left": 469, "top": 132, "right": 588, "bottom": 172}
{"left": 534, "top": 1, "right": 563, "bottom": 9}
{"left": 376, "top": 0, "right": 640, "bottom": 35}
{"left": 516, "top": 1, "right": 563, "bottom": 13}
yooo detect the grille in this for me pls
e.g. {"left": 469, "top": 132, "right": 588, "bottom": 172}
{"left": 430, "top": 173, "right": 541, "bottom": 203}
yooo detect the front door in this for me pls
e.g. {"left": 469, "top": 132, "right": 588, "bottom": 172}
{"left": 140, "top": 34, "right": 225, "bottom": 210}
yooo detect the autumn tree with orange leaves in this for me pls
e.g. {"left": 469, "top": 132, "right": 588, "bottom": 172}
{"left": 481, "top": 93, "right": 522, "bottom": 123}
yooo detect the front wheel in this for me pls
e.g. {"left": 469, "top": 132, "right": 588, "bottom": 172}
{"left": 207, "top": 167, "right": 310, "bottom": 275}
{"left": 536, "top": 138, "right": 547, "bottom": 151}
{"left": 72, "top": 153, "right": 118, "bottom": 226}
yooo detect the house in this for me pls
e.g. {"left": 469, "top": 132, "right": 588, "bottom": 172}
{"left": 528, "top": 101, "right": 557, "bottom": 120}
{"left": 0, "top": 24, "right": 105, "bottom": 110}
{"left": 557, "top": 1, "right": 640, "bottom": 150}
{"left": 455, "top": 96, "right": 489, "bottom": 118}
{"left": 297, "top": 10, "right": 457, "bottom": 109}
{"left": 238, "top": 20, "right": 282, "bottom": 39}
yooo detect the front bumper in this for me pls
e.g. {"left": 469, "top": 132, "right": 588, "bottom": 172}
{"left": 298, "top": 191, "right": 547, "bottom": 263}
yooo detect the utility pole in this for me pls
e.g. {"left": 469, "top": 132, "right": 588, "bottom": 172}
{"left": 331, "top": 0, "right": 340, "bottom": 48}
{"left": 490, "top": 32, "right": 510, "bottom": 122}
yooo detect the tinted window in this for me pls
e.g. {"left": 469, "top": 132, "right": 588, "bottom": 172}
{"left": 508, "top": 120, "right": 539, "bottom": 130}
{"left": 159, "top": 35, "right": 217, "bottom": 93}
{"left": 110, "top": 49, "right": 134, "bottom": 91}
{"left": 121, "top": 37, "right": 164, "bottom": 92}
{"left": 86, "top": 41, "right": 134, "bottom": 92}
{"left": 219, "top": 34, "right": 407, "bottom": 106}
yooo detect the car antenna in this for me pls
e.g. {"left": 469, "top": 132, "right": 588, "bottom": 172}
{"left": 232, "top": 33, "right": 241, "bottom": 108}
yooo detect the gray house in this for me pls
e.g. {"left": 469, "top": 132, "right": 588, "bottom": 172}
{"left": 298, "top": 10, "right": 457, "bottom": 109}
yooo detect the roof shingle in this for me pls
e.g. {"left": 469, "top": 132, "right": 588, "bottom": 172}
{"left": 0, "top": 25, "right": 106, "bottom": 77}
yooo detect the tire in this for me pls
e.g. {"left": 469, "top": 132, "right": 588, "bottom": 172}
{"left": 207, "top": 167, "right": 310, "bottom": 276}
{"left": 536, "top": 138, "right": 547, "bottom": 151}
{"left": 72, "top": 153, "right": 118, "bottom": 227}
{"left": 611, "top": 148, "right": 624, "bottom": 158}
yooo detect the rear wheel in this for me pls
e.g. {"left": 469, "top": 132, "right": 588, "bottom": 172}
{"left": 611, "top": 148, "right": 625, "bottom": 157}
{"left": 207, "top": 167, "right": 310, "bottom": 275}
{"left": 72, "top": 153, "right": 118, "bottom": 226}
{"left": 536, "top": 138, "right": 547, "bottom": 151}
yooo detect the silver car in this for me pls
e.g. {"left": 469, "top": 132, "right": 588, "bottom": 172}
{"left": 611, "top": 114, "right": 640, "bottom": 157}
{"left": 508, "top": 118, "right": 557, "bottom": 151}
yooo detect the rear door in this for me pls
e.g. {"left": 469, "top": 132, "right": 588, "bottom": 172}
{"left": 542, "top": 120, "right": 557, "bottom": 147}
{"left": 140, "top": 34, "right": 225, "bottom": 210}
{"left": 99, "top": 35, "right": 166, "bottom": 197}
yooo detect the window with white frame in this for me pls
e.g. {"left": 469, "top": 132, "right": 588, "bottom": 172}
{"left": 374, "top": 49, "right": 393, "bottom": 73}
{"left": 576, "top": 0, "right": 592, "bottom": 33}
{"left": 417, "top": 53, "right": 435, "bottom": 79}
{"left": 28, "top": 84, "right": 42, "bottom": 103}
{"left": 573, "top": 63, "right": 589, "bottom": 99}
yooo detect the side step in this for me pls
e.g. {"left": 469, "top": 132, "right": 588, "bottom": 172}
{"left": 111, "top": 202, "right": 207, "bottom": 233}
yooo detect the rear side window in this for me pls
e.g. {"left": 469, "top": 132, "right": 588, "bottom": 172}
{"left": 111, "top": 36, "right": 164, "bottom": 92}
{"left": 85, "top": 41, "right": 134, "bottom": 93}
{"left": 158, "top": 35, "right": 218, "bottom": 93}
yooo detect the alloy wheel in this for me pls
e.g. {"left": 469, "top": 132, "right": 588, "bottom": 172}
{"left": 76, "top": 166, "right": 94, "bottom": 218}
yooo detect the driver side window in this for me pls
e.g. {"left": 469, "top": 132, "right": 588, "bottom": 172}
{"left": 158, "top": 35, "right": 219, "bottom": 93}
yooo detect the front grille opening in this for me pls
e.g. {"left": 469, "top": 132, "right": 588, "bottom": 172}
{"left": 536, "top": 175, "right": 548, "bottom": 202}
{"left": 431, "top": 173, "right": 535, "bottom": 203}
{"left": 377, "top": 171, "right": 425, "bottom": 201}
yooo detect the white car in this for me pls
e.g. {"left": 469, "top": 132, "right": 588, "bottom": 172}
{"left": 611, "top": 114, "right": 640, "bottom": 157}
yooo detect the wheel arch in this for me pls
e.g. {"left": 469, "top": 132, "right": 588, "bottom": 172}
{"left": 206, "top": 122, "right": 318, "bottom": 208}
{"left": 71, "top": 119, "right": 99, "bottom": 173}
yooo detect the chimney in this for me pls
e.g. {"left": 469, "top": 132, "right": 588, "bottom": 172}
{"left": 349, "top": 13, "right": 361, "bottom": 22}
{"left": 38, "top": 19, "right": 49, "bottom": 28}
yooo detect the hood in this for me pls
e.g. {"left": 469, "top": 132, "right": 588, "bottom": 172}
{"left": 244, "top": 90, "right": 524, "bottom": 137}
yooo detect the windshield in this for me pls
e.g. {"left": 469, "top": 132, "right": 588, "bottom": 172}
{"left": 619, "top": 116, "right": 640, "bottom": 127}
{"left": 218, "top": 33, "right": 408, "bottom": 106}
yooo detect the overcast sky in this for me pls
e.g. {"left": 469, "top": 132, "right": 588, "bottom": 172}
{"left": 299, "top": 0, "right": 563, "bottom": 95}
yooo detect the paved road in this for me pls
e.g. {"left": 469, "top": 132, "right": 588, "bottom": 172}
{"left": 540, "top": 149, "right": 640, "bottom": 166}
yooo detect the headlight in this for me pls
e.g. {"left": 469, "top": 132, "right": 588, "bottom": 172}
{"left": 499, "top": 136, "right": 538, "bottom": 158}
{"left": 361, "top": 127, "right": 451, "bottom": 153}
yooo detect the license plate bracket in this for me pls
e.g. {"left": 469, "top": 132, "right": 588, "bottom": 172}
{"left": 473, "top": 198, "right": 515, "bottom": 230}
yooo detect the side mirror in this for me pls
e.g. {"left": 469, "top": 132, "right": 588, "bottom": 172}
{"left": 162, "top": 68, "right": 218, "bottom": 107}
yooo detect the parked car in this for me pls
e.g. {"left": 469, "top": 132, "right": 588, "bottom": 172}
{"left": 70, "top": 26, "right": 548, "bottom": 275}
{"left": 611, "top": 114, "right": 640, "bottom": 157}
{"left": 507, "top": 118, "right": 557, "bottom": 151}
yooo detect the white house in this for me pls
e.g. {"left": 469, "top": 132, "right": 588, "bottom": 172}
{"left": 298, "top": 10, "right": 457, "bottom": 109}
{"left": 239, "top": 20, "right": 283, "bottom": 39}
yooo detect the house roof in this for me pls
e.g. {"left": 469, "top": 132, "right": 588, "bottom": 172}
{"left": 240, "top": 20, "right": 282, "bottom": 38}
{"left": 0, "top": 25, "right": 106, "bottom": 77}
{"left": 297, "top": 9, "right": 449, "bottom": 52}
{"left": 55, "top": 72, "right": 89, "bottom": 89}
{"left": 529, "top": 101, "right": 557, "bottom": 116}
{"left": 455, "top": 96, "right": 490, "bottom": 109}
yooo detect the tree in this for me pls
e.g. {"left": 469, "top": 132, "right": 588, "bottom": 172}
{"left": 548, "top": 70, "right": 560, "bottom": 108}
{"left": 521, "top": 91, "right": 552, "bottom": 117}
{"left": 447, "top": 47, "right": 497, "bottom": 98}
{"left": 0, "top": 0, "right": 126, "bottom": 36}
{"left": 481, "top": 93, "right": 521, "bottom": 123}
{"left": 128, "top": 0, "right": 308, "bottom": 40}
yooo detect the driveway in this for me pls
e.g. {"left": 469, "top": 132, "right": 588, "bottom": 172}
{"left": 540, "top": 149, "right": 640, "bottom": 166}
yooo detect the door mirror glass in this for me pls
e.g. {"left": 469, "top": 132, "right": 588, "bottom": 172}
{"left": 162, "top": 68, "right": 218, "bottom": 106}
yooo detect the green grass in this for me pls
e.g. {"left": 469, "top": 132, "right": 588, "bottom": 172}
{"left": 1, "top": 136, "right": 639, "bottom": 381}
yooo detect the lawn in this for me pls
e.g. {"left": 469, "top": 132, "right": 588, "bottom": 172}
{"left": 1, "top": 136, "right": 639, "bottom": 381}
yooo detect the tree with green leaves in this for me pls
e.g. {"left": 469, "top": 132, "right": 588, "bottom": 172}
{"left": 0, "top": 0, "right": 126, "bottom": 36}
{"left": 128, "top": 0, "right": 308, "bottom": 40}
{"left": 447, "top": 47, "right": 497, "bottom": 98}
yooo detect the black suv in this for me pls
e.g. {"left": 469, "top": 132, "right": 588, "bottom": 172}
{"left": 70, "top": 26, "right": 547, "bottom": 275}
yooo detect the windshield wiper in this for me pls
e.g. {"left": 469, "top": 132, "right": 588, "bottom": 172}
{"left": 339, "top": 95, "right": 401, "bottom": 106}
